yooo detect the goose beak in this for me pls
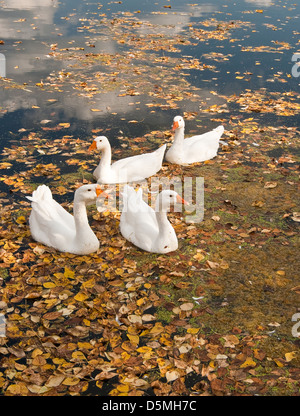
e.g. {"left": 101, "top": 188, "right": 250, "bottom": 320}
{"left": 176, "top": 194, "right": 189, "bottom": 205}
{"left": 89, "top": 140, "right": 97, "bottom": 151}
{"left": 172, "top": 121, "right": 179, "bottom": 131}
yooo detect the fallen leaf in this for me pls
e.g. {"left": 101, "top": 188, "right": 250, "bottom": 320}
{"left": 45, "top": 375, "right": 65, "bottom": 387}
{"left": 180, "top": 303, "right": 194, "bottom": 311}
{"left": 285, "top": 351, "right": 297, "bottom": 362}
{"left": 165, "top": 370, "right": 180, "bottom": 382}
{"left": 62, "top": 377, "right": 80, "bottom": 386}
{"left": 74, "top": 292, "right": 88, "bottom": 302}
{"left": 264, "top": 181, "right": 277, "bottom": 188}
{"left": 240, "top": 357, "right": 256, "bottom": 368}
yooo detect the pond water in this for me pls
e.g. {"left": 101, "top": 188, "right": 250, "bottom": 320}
{"left": 0, "top": 0, "right": 299, "bottom": 154}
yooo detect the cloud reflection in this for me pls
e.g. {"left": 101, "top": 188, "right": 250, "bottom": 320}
{"left": 0, "top": 1, "right": 221, "bottom": 127}
{"left": 245, "top": 0, "right": 273, "bottom": 7}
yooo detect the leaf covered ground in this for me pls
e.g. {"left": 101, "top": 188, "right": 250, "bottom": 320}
{"left": 0, "top": 0, "right": 299, "bottom": 396}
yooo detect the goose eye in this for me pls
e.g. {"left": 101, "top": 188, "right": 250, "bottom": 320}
{"left": 87, "top": 189, "right": 92, "bottom": 192}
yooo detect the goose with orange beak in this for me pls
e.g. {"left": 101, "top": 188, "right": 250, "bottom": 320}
{"left": 89, "top": 136, "right": 166, "bottom": 184}
{"left": 165, "top": 115, "right": 225, "bottom": 165}
{"left": 27, "top": 184, "right": 108, "bottom": 254}
{"left": 120, "top": 185, "right": 189, "bottom": 253}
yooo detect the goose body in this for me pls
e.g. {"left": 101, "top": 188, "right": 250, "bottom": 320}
{"left": 165, "top": 116, "right": 225, "bottom": 165}
{"left": 120, "top": 185, "right": 187, "bottom": 253}
{"left": 89, "top": 136, "right": 166, "bottom": 184}
{"left": 27, "top": 184, "right": 104, "bottom": 255}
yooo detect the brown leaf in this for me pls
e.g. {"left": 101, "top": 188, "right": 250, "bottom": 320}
{"left": 180, "top": 302, "right": 194, "bottom": 311}
{"left": 43, "top": 311, "right": 62, "bottom": 320}
{"left": 45, "top": 375, "right": 65, "bottom": 387}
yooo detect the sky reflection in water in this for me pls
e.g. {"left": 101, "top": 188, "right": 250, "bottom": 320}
{"left": 0, "top": 0, "right": 299, "bottom": 147}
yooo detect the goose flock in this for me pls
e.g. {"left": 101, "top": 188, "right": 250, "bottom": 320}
{"left": 27, "top": 116, "right": 225, "bottom": 254}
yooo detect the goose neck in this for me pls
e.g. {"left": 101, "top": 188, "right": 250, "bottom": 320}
{"left": 73, "top": 200, "right": 90, "bottom": 235}
{"left": 155, "top": 209, "right": 170, "bottom": 232}
{"left": 173, "top": 127, "right": 184, "bottom": 144}
{"left": 99, "top": 143, "right": 112, "bottom": 168}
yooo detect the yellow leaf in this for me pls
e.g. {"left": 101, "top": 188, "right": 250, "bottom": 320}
{"left": 193, "top": 252, "right": 205, "bottom": 261}
{"left": 274, "top": 359, "right": 285, "bottom": 367}
{"left": 62, "top": 377, "right": 80, "bottom": 386}
{"left": 32, "top": 348, "right": 43, "bottom": 358}
{"left": 149, "top": 322, "right": 164, "bottom": 335}
{"left": 43, "top": 282, "right": 56, "bottom": 288}
{"left": 117, "top": 384, "right": 130, "bottom": 393}
{"left": 240, "top": 357, "right": 256, "bottom": 368}
{"left": 136, "top": 298, "right": 145, "bottom": 306}
{"left": 64, "top": 267, "right": 75, "bottom": 279}
{"left": 90, "top": 108, "right": 102, "bottom": 112}
{"left": 52, "top": 357, "right": 67, "bottom": 365}
{"left": 32, "top": 355, "right": 46, "bottom": 366}
{"left": 136, "top": 346, "right": 153, "bottom": 354}
{"left": 127, "top": 334, "right": 139, "bottom": 345}
{"left": 219, "top": 260, "right": 229, "bottom": 270}
{"left": 187, "top": 328, "right": 200, "bottom": 335}
{"left": 72, "top": 351, "right": 86, "bottom": 361}
{"left": 0, "top": 162, "right": 12, "bottom": 169}
{"left": 78, "top": 342, "right": 93, "bottom": 350}
{"left": 82, "top": 277, "right": 95, "bottom": 288}
{"left": 121, "top": 351, "right": 131, "bottom": 361}
{"left": 59, "top": 122, "right": 70, "bottom": 128}
{"left": 74, "top": 292, "right": 88, "bottom": 302}
{"left": 285, "top": 351, "right": 297, "bottom": 362}
{"left": 16, "top": 216, "right": 26, "bottom": 224}
{"left": 7, "top": 383, "right": 29, "bottom": 395}
{"left": 252, "top": 200, "right": 265, "bottom": 207}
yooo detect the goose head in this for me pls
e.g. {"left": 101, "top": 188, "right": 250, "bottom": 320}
{"left": 172, "top": 115, "right": 185, "bottom": 131}
{"left": 74, "top": 184, "right": 106, "bottom": 205}
{"left": 89, "top": 136, "right": 110, "bottom": 151}
{"left": 156, "top": 190, "right": 188, "bottom": 212}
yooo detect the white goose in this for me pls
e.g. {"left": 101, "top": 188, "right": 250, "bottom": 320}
{"left": 165, "top": 115, "right": 225, "bottom": 165}
{"left": 26, "top": 184, "right": 106, "bottom": 255}
{"left": 89, "top": 136, "right": 166, "bottom": 184}
{"left": 120, "top": 185, "right": 188, "bottom": 254}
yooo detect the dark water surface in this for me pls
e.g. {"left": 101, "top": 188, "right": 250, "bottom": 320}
{"left": 0, "top": 0, "right": 299, "bottom": 153}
